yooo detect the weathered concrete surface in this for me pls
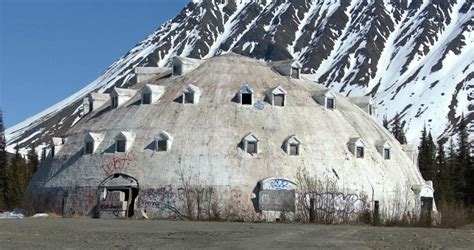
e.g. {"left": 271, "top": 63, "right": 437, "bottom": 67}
{"left": 31, "top": 53, "right": 432, "bottom": 220}
{"left": 0, "top": 219, "right": 473, "bottom": 249}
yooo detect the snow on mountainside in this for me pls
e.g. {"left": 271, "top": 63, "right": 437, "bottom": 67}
{"left": 5, "top": 0, "right": 473, "bottom": 153}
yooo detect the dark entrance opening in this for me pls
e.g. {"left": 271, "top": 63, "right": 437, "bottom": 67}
{"left": 98, "top": 173, "right": 140, "bottom": 219}
{"left": 274, "top": 94, "right": 285, "bottom": 107}
{"left": 104, "top": 187, "right": 139, "bottom": 217}
{"left": 241, "top": 93, "right": 252, "bottom": 105}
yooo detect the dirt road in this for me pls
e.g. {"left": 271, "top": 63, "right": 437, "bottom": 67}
{"left": 0, "top": 218, "right": 473, "bottom": 249}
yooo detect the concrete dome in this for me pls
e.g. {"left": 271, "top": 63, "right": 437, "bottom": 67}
{"left": 31, "top": 53, "right": 434, "bottom": 221}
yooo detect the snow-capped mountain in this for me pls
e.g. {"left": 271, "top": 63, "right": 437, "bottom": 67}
{"left": 6, "top": 0, "right": 473, "bottom": 152}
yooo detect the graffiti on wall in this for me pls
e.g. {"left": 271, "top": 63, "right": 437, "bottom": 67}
{"left": 101, "top": 152, "right": 137, "bottom": 175}
{"left": 269, "top": 179, "right": 291, "bottom": 190}
{"left": 305, "top": 192, "right": 367, "bottom": 214}
{"left": 137, "top": 186, "right": 187, "bottom": 219}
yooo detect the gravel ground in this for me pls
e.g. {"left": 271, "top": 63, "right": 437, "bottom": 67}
{"left": 0, "top": 218, "right": 473, "bottom": 249}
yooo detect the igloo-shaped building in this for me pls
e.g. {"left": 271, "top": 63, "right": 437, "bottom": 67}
{"left": 30, "top": 53, "right": 435, "bottom": 221}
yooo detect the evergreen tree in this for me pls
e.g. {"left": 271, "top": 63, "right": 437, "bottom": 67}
{"left": 434, "top": 140, "right": 454, "bottom": 203}
{"left": 453, "top": 114, "right": 471, "bottom": 203}
{"left": 6, "top": 145, "right": 22, "bottom": 208}
{"left": 0, "top": 109, "right": 7, "bottom": 211}
{"left": 391, "top": 113, "right": 407, "bottom": 144}
{"left": 27, "top": 144, "right": 39, "bottom": 174}
{"left": 418, "top": 126, "right": 436, "bottom": 180}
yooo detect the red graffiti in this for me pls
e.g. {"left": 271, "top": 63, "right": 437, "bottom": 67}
{"left": 101, "top": 152, "right": 136, "bottom": 175}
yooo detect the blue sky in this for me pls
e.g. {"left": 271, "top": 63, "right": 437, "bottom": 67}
{"left": 0, "top": 0, "right": 189, "bottom": 127}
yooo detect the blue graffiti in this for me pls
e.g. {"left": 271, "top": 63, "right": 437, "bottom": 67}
{"left": 254, "top": 101, "right": 265, "bottom": 111}
{"left": 270, "top": 179, "right": 290, "bottom": 190}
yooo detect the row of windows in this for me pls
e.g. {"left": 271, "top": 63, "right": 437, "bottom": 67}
{"left": 44, "top": 132, "right": 392, "bottom": 162}
{"left": 85, "top": 85, "right": 343, "bottom": 117}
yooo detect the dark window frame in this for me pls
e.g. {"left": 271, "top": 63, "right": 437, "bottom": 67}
{"left": 156, "top": 139, "right": 168, "bottom": 151}
{"left": 384, "top": 148, "right": 390, "bottom": 160}
{"left": 183, "top": 92, "right": 194, "bottom": 104}
{"left": 247, "top": 141, "right": 257, "bottom": 154}
{"left": 85, "top": 141, "right": 94, "bottom": 154}
{"left": 327, "top": 98, "right": 335, "bottom": 109}
{"left": 273, "top": 94, "right": 285, "bottom": 107}
{"left": 356, "top": 146, "right": 364, "bottom": 158}
{"left": 116, "top": 140, "right": 127, "bottom": 153}
{"left": 142, "top": 93, "right": 152, "bottom": 105}
{"left": 241, "top": 93, "right": 252, "bottom": 105}
{"left": 289, "top": 144, "right": 299, "bottom": 155}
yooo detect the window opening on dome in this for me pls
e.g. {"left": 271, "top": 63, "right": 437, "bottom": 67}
{"left": 289, "top": 144, "right": 299, "bottom": 155}
{"left": 291, "top": 67, "right": 300, "bottom": 79}
{"left": 85, "top": 141, "right": 94, "bottom": 155}
{"left": 142, "top": 93, "right": 151, "bottom": 105}
{"left": 51, "top": 137, "right": 65, "bottom": 158}
{"left": 247, "top": 141, "right": 257, "bottom": 154}
{"left": 327, "top": 98, "right": 335, "bottom": 109}
{"left": 157, "top": 140, "right": 167, "bottom": 151}
{"left": 313, "top": 90, "right": 336, "bottom": 109}
{"left": 181, "top": 84, "right": 200, "bottom": 104}
{"left": 284, "top": 135, "right": 301, "bottom": 156}
{"left": 111, "top": 96, "right": 119, "bottom": 108}
{"left": 242, "top": 133, "right": 259, "bottom": 155}
{"left": 242, "top": 93, "right": 252, "bottom": 105}
{"left": 173, "top": 64, "right": 182, "bottom": 76}
{"left": 41, "top": 147, "right": 47, "bottom": 160}
{"left": 239, "top": 85, "right": 254, "bottom": 106}
{"left": 155, "top": 131, "right": 172, "bottom": 152}
{"left": 116, "top": 140, "right": 126, "bottom": 153}
{"left": 356, "top": 146, "right": 364, "bottom": 158}
{"left": 274, "top": 94, "right": 285, "bottom": 107}
{"left": 184, "top": 92, "right": 194, "bottom": 104}
{"left": 384, "top": 148, "right": 390, "bottom": 160}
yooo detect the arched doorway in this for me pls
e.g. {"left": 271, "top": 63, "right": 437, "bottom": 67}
{"left": 97, "top": 173, "right": 139, "bottom": 218}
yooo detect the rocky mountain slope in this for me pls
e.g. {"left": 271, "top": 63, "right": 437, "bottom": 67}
{"left": 6, "top": 0, "right": 473, "bottom": 152}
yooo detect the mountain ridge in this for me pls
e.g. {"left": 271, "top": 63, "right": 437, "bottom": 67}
{"left": 6, "top": 0, "right": 473, "bottom": 153}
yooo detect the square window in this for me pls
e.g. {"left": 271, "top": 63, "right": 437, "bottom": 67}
{"left": 384, "top": 148, "right": 390, "bottom": 160}
{"left": 142, "top": 93, "right": 151, "bottom": 105}
{"left": 116, "top": 140, "right": 126, "bottom": 152}
{"left": 356, "top": 146, "right": 364, "bottom": 158}
{"left": 173, "top": 64, "right": 182, "bottom": 75}
{"left": 247, "top": 141, "right": 257, "bottom": 154}
{"left": 241, "top": 93, "right": 252, "bottom": 105}
{"left": 289, "top": 144, "right": 299, "bottom": 155}
{"left": 327, "top": 98, "right": 335, "bottom": 109}
{"left": 156, "top": 140, "right": 167, "bottom": 151}
{"left": 85, "top": 142, "right": 94, "bottom": 154}
{"left": 274, "top": 94, "right": 285, "bottom": 107}
{"left": 184, "top": 93, "right": 194, "bottom": 104}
